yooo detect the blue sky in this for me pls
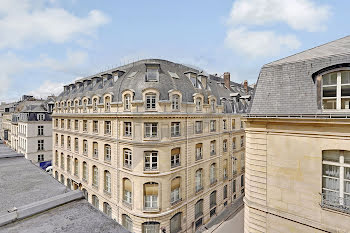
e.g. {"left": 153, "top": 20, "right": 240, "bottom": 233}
{"left": 0, "top": 0, "right": 348, "bottom": 102}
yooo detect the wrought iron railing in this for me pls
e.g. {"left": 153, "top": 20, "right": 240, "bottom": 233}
{"left": 320, "top": 193, "right": 350, "bottom": 214}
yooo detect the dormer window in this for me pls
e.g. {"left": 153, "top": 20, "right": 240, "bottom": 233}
{"left": 74, "top": 100, "right": 79, "bottom": 113}
{"left": 322, "top": 71, "right": 350, "bottom": 110}
{"left": 146, "top": 65, "right": 159, "bottom": 82}
{"left": 105, "top": 96, "right": 111, "bottom": 112}
{"left": 37, "top": 114, "right": 45, "bottom": 121}
{"left": 145, "top": 93, "right": 156, "bottom": 110}
{"left": 172, "top": 94, "right": 180, "bottom": 111}
{"left": 124, "top": 94, "right": 131, "bottom": 111}
{"left": 93, "top": 98, "right": 98, "bottom": 112}
{"left": 83, "top": 99, "right": 87, "bottom": 112}
{"left": 195, "top": 97, "right": 202, "bottom": 111}
{"left": 210, "top": 99, "right": 215, "bottom": 112}
{"left": 190, "top": 74, "right": 197, "bottom": 88}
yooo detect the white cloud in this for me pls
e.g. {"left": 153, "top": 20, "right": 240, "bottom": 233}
{"left": 228, "top": 0, "right": 331, "bottom": 32}
{"left": 28, "top": 80, "right": 64, "bottom": 99}
{"left": 0, "top": 0, "right": 109, "bottom": 49}
{"left": 225, "top": 27, "right": 301, "bottom": 57}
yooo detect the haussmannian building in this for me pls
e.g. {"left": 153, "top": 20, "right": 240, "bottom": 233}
{"left": 245, "top": 36, "right": 350, "bottom": 233}
{"left": 52, "top": 59, "right": 253, "bottom": 233}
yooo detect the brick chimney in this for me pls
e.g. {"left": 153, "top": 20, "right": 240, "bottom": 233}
{"left": 243, "top": 80, "right": 248, "bottom": 93}
{"left": 224, "top": 72, "right": 230, "bottom": 89}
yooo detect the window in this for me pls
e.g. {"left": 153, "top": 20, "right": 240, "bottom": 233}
{"left": 74, "top": 120, "right": 79, "bottom": 131}
{"left": 223, "top": 119, "right": 227, "bottom": 130}
{"left": 232, "top": 180, "right": 236, "bottom": 193}
{"left": 144, "top": 182, "right": 158, "bottom": 209}
{"left": 195, "top": 169, "right": 203, "bottom": 192}
{"left": 172, "top": 94, "right": 180, "bottom": 110}
{"left": 195, "top": 199, "right": 203, "bottom": 220}
{"left": 61, "top": 119, "right": 64, "bottom": 129}
{"left": 93, "top": 142, "right": 98, "bottom": 158}
{"left": 92, "top": 195, "right": 99, "bottom": 208}
{"left": 144, "top": 151, "right": 158, "bottom": 171}
{"left": 171, "top": 148, "right": 180, "bottom": 168}
{"left": 38, "top": 126, "right": 43, "bottom": 136}
{"left": 241, "top": 153, "right": 245, "bottom": 170}
{"left": 104, "top": 170, "right": 111, "bottom": 193}
{"left": 67, "top": 157, "right": 71, "bottom": 173}
{"left": 83, "top": 162, "right": 88, "bottom": 181}
{"left": 210, "top": 164, "right": 217, "bottom": 184}
{"left": 74, "top": 138, "right": 79, "bottom": 152}
{"left": 92, "top": 166, "right": 99, "bottom": 187}
{"left": 103, "top": 202, "right": 112, "bottom": 217}
{"left": 210, "top": 120, "right": 216, "bottom": 132}
{"left": 93, "top": 120, "right": 99, "bottom": 133}
{"left": 123, "top": 178, "right": 132, "bottom": 205}
{"left": 210, "top": 140, "right": 216, "bottom": 156}
{"left": 104, "top": 121, "right": 111, "bottom": 135}
{"left": 195, "top": 121, "right": 202, "bottom": 134}
{"left": 241, "top": 120, "right": 244, "bottom": 129}
{"left": 124, "top": 94, "right": 131, "bottom": 110}
{"left": 170, "top": 212, "right": 182, "bottom": 233}
{"left": 55, "top": 151, "right": 58, "bottom": 165}
{"left": 124, "top": 122, "right": 132, "bottom": 137}
{"left": 122, "top": 215, "right": 133, "bottom": 232}
{"left": 124, "top": 149, "right": 132, "bottom": 168}
{"left": 322, "top": 150, "right": 350, "bottom": 210}
{"left": 223, "top": 159, "right": 228, "bottom": 180}
{"left": 83, "top": 140, "right": 88, "bottom": 155}
{"left": 241, "top": 174, "right": 245, "bottom": 187}
{"left": 67, "top": 119, "right": 71, "bottom": 129}
{"left": 195, "top": 97, "right": 202, "bottom": 111}
{"left": 38, "top": 154, "right": 44, "bottom": 162}
{"left": 233, "top": 158, "right": 237, "bottom": 175}
{"left": 171, "top": 177, "right": 181, "bottom": 204}
{"left": 60, "top": 174, "right": 65, "bottom": 184}
{"left": 195, "top": 143, "right": 203, "bottom": 160}
{"left": 171, "top": 122, "right": 180, "bottom": 137}
{"left": 60, "top": 153, "right": 65, "bottom": 169}
{"left": 322, "top": 71, "right": 350, "bottom": 110}
{"left": 83, "top": 99, "right": 87, "bottom": 112}
{"left": 223, "top": 185, "right": 228, "bottom": 199}
{"left": 232, "top": 119, "right": 236, "bottom": 130}
{"left": 55, "top": 119, "right": 59, "bottom": 128}
{"left": 105, "top": 144, "right": 111, "bottom": 162}
{"left": 210, "top": 191, "right": 217, "bottom": 208}
{"left": 83, "top": 120, "right": 88, "bottom": 132}
{"left": 74, "top": 100, "right": 79, "bottom": 113}
{"left": 38, "top": 140, "right": 44, "bottom": 151}
{"left": 145, "top": 93, "right": 157, "bottom": 110}
{"left": 144, "top": 123, "right": 158, "bottom": 138}
{"left": 61, "top": 135, "right": 64, "bottom": 147}
{"left": 210, "top": 99, "right": 216, "bottom": 112}
{"left": 38, "top": 114, "right": 45, "bottom": 121}
{"left": 241, "top": 136, "right": 244, "bottom": 147}
{"left": 146, "top": 67, "right": 159, "bottom": 82}
{"left": 67, "top": 136, "right": 71, "bottom": 150}
{"left": 223, "top": 139, "right": 227, "bottom": 152}
{"left": 142, "top": 222, "right": 160, "bottom": 233}
{"left": 74, "top": 158, "right": 79, "bottom": 176}
{"left": 55, "top": 134, "right": 58, "bottom": 145}
{"left": 105, "top": 96, "right": 111, "bottom": 112}
{"left": 233, "top": 138, "right": 236, "bottom": 150}
{"left": 93, "top": 98, "right": 98, "bottom": 112}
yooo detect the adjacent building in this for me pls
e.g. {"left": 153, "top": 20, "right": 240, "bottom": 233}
{"left": 245, "top": 36, "right": 350, "bottom": 232}
{"left": 53, "top": 59, "right": 253, "bottom": 233}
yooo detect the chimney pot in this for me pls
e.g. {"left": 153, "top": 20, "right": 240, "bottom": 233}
{"left": 244, "top": 80, "right": 248, "bottom": 93}
{"left": 224, "top": 72, "right": 230, "bottom": 89}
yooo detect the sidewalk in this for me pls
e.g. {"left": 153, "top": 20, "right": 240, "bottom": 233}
{"left": 200, "top": 195, "right": 244, "bottom": 233}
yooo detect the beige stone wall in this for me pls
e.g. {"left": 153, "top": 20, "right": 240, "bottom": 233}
{"left": 244, "top": 118, "right": 350, "bottom": 233}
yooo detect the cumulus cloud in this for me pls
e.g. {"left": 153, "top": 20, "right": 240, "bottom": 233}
{"left": 0, "top": 0, "right": 109, "bottom": 49}
{"left": 225, "top": 27, "right": 301, "bottom": 57}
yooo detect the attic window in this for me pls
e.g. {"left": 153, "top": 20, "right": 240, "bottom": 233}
{"left": 168, "top": 71, "right": 179, "bottom": 79}
{"left": 190, "top": 74, "right": 198, "bottom": 87}
{"left": 322, "top": 71, "right": 350, "bottom": 110}
{"left": 146, "top": 66, "right": 159, "bottom": 82}
{"left": 128, "top": 72, "right": 137, "bottom": 78}
{"left": 37, "top": 114, "right": 45, "bottom": 121}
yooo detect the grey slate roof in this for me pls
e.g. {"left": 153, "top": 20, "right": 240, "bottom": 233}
{"left": 249, "top": 35, "right": 350, "bottom": 115}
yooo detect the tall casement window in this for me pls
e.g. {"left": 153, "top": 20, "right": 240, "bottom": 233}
{"left": 241, "top": 153, "right": 245, "bottom": 170}
{"left": 103, "top": 202, "right": 112, "bottom": 217}
{"left": 144, "top": 151, "right": 158, "bottom": 171}
{"left": 74, "top": 138, "right": 78, "bottom": 152}
{"left": 223, "top": 185, "right": 228, "bottom": 200}
{"left": 93, "top": 98, "right": 98, "bottom": 112}
{"left": 124, "top": 122, "right": 132, "bottom": 137}
{"left": 92, "top": 166, "right": 99, "bottom": 187}
{"left": 92, "top": 195, "right": 99, "bottom": 208}
{"left": 232, "top": 158, "right": 237, "bottom": 175}
{"left": 210, "top": 99, "right": 216, "bottom": 112}
{"left": 83, "top": 162, "right": 88, "bottom": 181}
{"left": 104, "top": 121, "right": 111, "bottom": 135}
{"left": 60, "top": 153, "right": 65, "bottom": 169}
{"left": 74, "top": 120, "right": 79, "bottom": 131}
{"left": 171, "top": 122, "right": 180, "bottom": 137}
{"left": 83, "top": 120, "right": 88, "bottom": 132}
{"left": 124, "top": 94, "right": 131, "bottom": 110}
{"left": 210, "top": 163, "right": 217, "bottom": 184}
{"left": 93, "top": 120, "right": 99, "bottom": 133}
{"left": 322, "top": 150, "right": 350, "bottom": 210}
{"left": 210, "top": 191, "right": 217, "bottom": 217}
{"left": 241, "top": 136, "right": 244, "bottom": 147}
{"left": 142, "top": 222, "right": 160, "bottom": 233}
{"left": 67, "top": 119, "right": 71, "bottom": 129}
{"left": 38, "top": 139, "right": 44, "bottom": 151}
{"left": 170, "top": 212, "right": 182, "bottom": 233}
{"left": 195, "top": 199, "right": 204, "bottom": 230}
{"left": 171, "top": 177, "right": 181, "bottom": 204}
{"left": 172, "top": 94, "right": 180, "bottom": 110}
{"left": 146, "top": 66, "right": 159, "bottom": 82}
{"left": 67, "top": 136, "right": 71, "bottom": 150}
{"left": 83, "top": 140, "right": 88, "bottom": 155}
{"left": 232, "top": 138, "right": 236, "bottom": 150}
{"left": 241, "top": 174, "right": 245, "bottom": 188}
{"left": 105, "top": 96, "right": 111, "bottom": 112}
{"left": 55, "top": 119, "right": 59, "bottom": 128}
{"left": 223, "top": 119, "right": 227, "bottom": 130}
{"left": 210, "top": 140, "right": 216, "bottom": 156}
{"left": 104, "top": 144, "right": 111, "bottom": 162}
{"left": 223, "top": 139, "right": 228, "bottom": 152}
{"left": 123, "top": 178, "right": 132, "bottom": 205}
{"left": 67, "top": 157, "right": 71, "bottom": 173}
{"left": 232, "top": 119, "right": 236, "bottom": 130}
{"left": 104, "top": 170, "right": 111, "bottom": 194}
{"left": 123, "top": 149, "right": 132, "bottom": 168}
{"left": 74, "top": 158, "right": 79, "bottom": 176}
{"left": 60, "top": 174, "right": 65, "bottom": 184}
{"left": 210, "top": 120, "right": 216, "bottom": 132}
{"left": 223, "top": 159, "right": 228, "bottom": 180}
{"left": 195, "top": 121, "right": 203, "bottom": 134}
{"left": 145, "top": 93, "right": 157, "bottom": 110}
{"left": 55, "top": 151, "right": 59, "bottom": 165}
{"left": 171, "top": 148, "right": 181, "bottom": 168}
{"left": 93, "top": 142, "right": 98, "bottom": 158}
{"left": 195, "top": 169, "right": 203, "bottom": 192}
{"left": 122, "top": 214, "right": 133, "bottom": 232}
{"left": 195, "top": 97, "right": 202, "bottom": 111}
{"left": 144, "top": 122, "right": 158, "bottom": 138}
{"left": 232, "top": 179, "right": 236, "bottom": 194}
{"left": 144, "top": 182, "right": 159, "bottom": 210}
{"left": 74, "top": 100, "right": 79, "bottom": 113}
{"left": 61, "top": 119, "right": 64, "bottom": 129}
{"left": 60, "top": 135, "right": 64, "bottom": 147}
{"left": 55, "top": 134, "right": 58, "bottom": 145}
{"left": 195, "top": 143, "right": 203, "bottom": 160}
{"left": 322, "top": 71, "right": 350, "bottom": 110}
{"left": 37, "top": 125, "right": 43, "bottom": 136}
{"left": 83, "top": 99, "right": 87, "bottom": 112}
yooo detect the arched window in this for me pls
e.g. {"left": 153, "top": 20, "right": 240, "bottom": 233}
{"left": 103, "top": 202, "right": 112, "bottom": 217}
{"left": 223, "top": 139, "right": 228, "bottom": 152}
{"left": 322, "top": 71, "right": 350, "bottom": 110}
{"left": 124, "top": 94, "right": 131, "bottom": 110}
{"left": 195, "top": 169, "right": 203, "bottom": 192}
{"left": 210, "top": 99, "right": 216, "bottom": 112}
{"left": 74, "top": 158, "right": 79, "bottom": 176}
{"left": 104, "top": 144, "right": 111, "bottom": 162}
{"left": 74, "top": 100, "right": 79, "bottom": 113}
{"left": 74, "top": 137, "right": 79, "bottom": 152}
{"left": 83, "top": 99, "right": 87, "bottom": 112}
{"left": 105, "top": 96, "right": 111, "bottom": 112}
{"left": 104, "top": 170, "right": 111, "bottom": 193}
{"left": 171, "top": 177, "right": 181, "bottom": 204}
{"left": 83, "top": 162, "right": 88, "bottom": 181}
{"left": 172, "top": 94, "right": 180, "bottom": 110}
{"left": 210, "top": 163, "right": 217, "bottom": 184}
{"left": 142, "top": 222, "right": 160, "bottom": 233}
{"left": 144, "top": 182, "right": 158, "bottom": 210}
{"left": 122, "top": 214, "right": 133, "bottom": 232}
{"left": 93, "top": 98, "right": 98, "bottom": 112}
{"left": 195, "top": 97, "right": 202, "bottom": 111}
{"left": 145, "top": 93, "right": 157, "bottom": 110}
{"left": 92, "top": 166, "right": 99, "bottom": 187}
{"left": 170, "top": 212, "right": 182, "bottom": 233}
{"left": 123, "top": 178, "right": 132, "bottom": 204}
{"left": 92, "top": 195, "right": 99, "bottom": 208}
{"left": 93, "top": 142, "right": 98, "bottom": 158}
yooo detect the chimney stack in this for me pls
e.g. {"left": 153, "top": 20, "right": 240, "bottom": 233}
{"left": 224, "top": 72, "right": 230, "bottom": 89}
{"left": 244, "top": 80, "right": 248, "bottom": 93}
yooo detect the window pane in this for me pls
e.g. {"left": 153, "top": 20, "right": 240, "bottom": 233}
{"left": 323, "top": 150, "right": 340, "bottom": 162}
{"left": 341, "top": 98, "right": 350, "bottom": 109}
{"left": 323, "top": 73, "right": 337, "bottom": 85}
{"left": 323, "top": 99, "right": 336, "bottom": 109}
{"left": 341, "top": 71, "right": 350, "bottom": 84}
{"left": 341, "top": 85, "right": 350, "bottom": 97}
{"left": 345, "top": 151, "right": 350, "bottom": 164}
{"left": 322, "top": 177, "right": 339, "bottom": 191}
{"left": 322, "top": 164, "right": 339, "bottom": 178}
{"left": 323, "top": 86, "right": 336, "bottom": 97}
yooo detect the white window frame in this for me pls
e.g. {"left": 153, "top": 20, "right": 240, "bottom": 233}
{"left": 124, "top": 149, "right": 132, "bottom": 168}
{"left": 145, "top": 93, "right": 157, "bottom": 110}
{"left": 144, "top": 151, "right": 158, "bottom": 171}
{"left": 124, "top": 122, "right": 132, "bottom": 137}
{"left": 144, "top": 123, "right": 158, "bottom": 138}
{"left": 171, "top": 122, "right": 181, "bottom": 137}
